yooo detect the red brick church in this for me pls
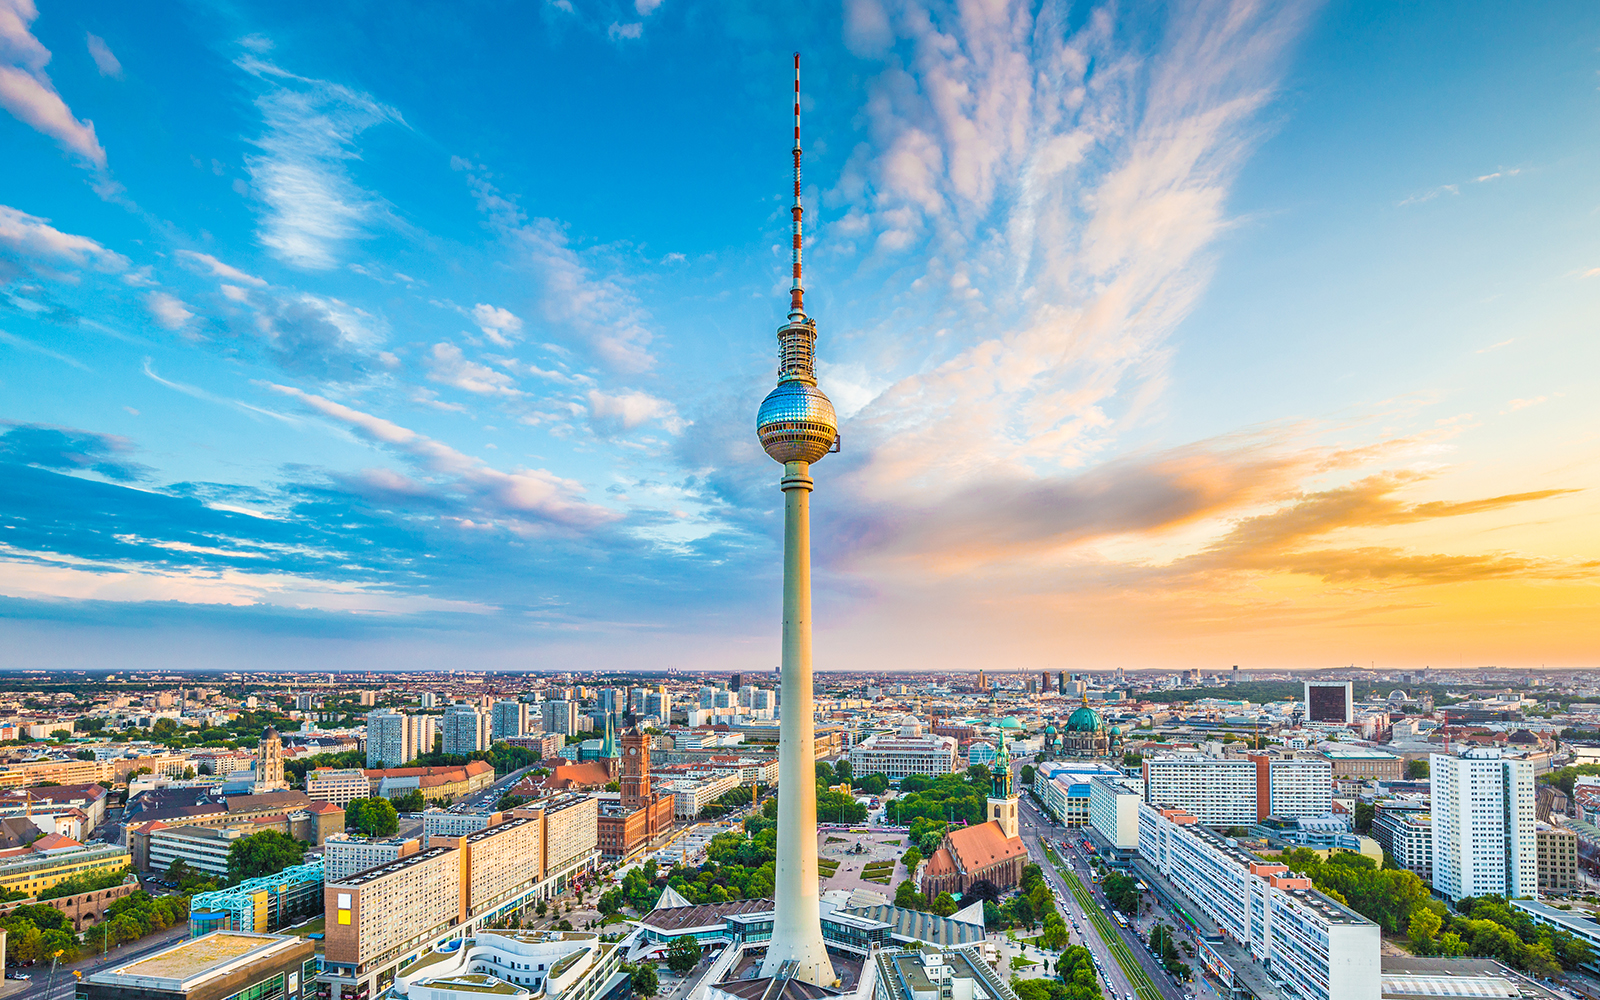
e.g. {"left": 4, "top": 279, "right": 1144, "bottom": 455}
{"left": 921, "top": 737, "right": 1027, "bottom": 897}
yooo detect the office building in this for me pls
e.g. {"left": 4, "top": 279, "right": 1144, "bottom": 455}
{"left": 1537, "top": 822, "right": 1578, "bottom": 894}
{"left": 643, "top": 691, "right": 670, "bottom": 722}
{"left": 324, "top": 836, "right": 421, "bottom": 882}
{"left": 1431, "top": 747, "right": 1536, "bottom": 903}
{"left": 1143, "top": 755, "right": 1258, "bottom": 826}
{"left": 80, "top": 932, "right": 316, "bottom": 1000}
{"left": 541, "top": 700, "right": 577, "bottom": 737}
{"left": 367, "top": 710, "right": 415, "bottom": 769}
{"left": 1304, "top": 681, "right": 1354, "bottom": 724}
{"left": 1087, "top": 775, "right": 1142, "bottom": 862}
{"left": 490, "top": 701, "right": 528, "bottom": 741}
{"left": 1139, "top": 804, "right": 1380, "bottom": 1000}
{"left": 442, "top": 704, "right": 489, "bottom": 755}
{"left": 307, "top": 769, "right": 371, "bottom": 808}
{"left": 1032, "top": 762, "right": 1123, "bottom": 828}
{"left": 0, "top": 840, "right": 131, "bottom": 896}
{"left": 190, "top": 861, "right": 325, "bottom": 936}
{"left": 850, "top": 718, "right": 959, "bottom": 781}
{"left": 1371, "top": 801, "right": 1433, "bottom": 881}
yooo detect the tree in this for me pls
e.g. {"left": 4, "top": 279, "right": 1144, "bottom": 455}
{"left": 1020, "top": 765, "right": 1036, "bottom": 786}
{"left": 152, "top": 718, "right": 180, "bottom": 737}
{"left": 902, "top": 848, "right": 922, "bottom": 873}
{"left": 859, "top": 773, "right": 889, "bottom": 795}
{"left": 895, "top": 879, "right": 927, "bottom": 911}
{"left": 931, "top": 892, "right": 958, "bottom": 917}
{"left": 1408, "top": 907, "right": 1442, "bottom": 951}
{"left": 392, "top": 789, "right": 426, "bottom": 813}
{"left": 631, "top": 964, "right": 660, "bottom": 998}
{"left": 1353, "top": 801, "right": 1375, "bottom": 835}
{"left": 1123, "top": 752, "right": 1144, "bottom": 768}
{"left": 227, "top": 829, "right": 306, "bottom": 883}
{"left": 1407, "top": 758, "right": 1429, "bottom": 779}
{"left": 1104, "top": 873, "right": 1141, "bottom": 916}
{"left": 666, "top": 935, "right": 702, "bottom": 974}
{"left": 536, "top": 901, "right": 549, "bottom": 918}
{"left": 347, "top": 797, "right": 400, "bottom": 837}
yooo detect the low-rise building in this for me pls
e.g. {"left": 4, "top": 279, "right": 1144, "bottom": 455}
{"left": 392, "top": 930, "right": 626, "bottom": 1000}
{"left": 0, "top": 840, "right": 131, "bottom": 897}
{"left": 658, "top": 772, "right": 741, "bottom": 820}
{"left": 1315, "top": 748, "right": 1403, "bottom": 782}
{"left": 850, "top": 718, "right": 958, "bottom": 781}
{"left": 79, "top": 931, "right": 316, "bottom": 1000}
{"left": 307, "top": 769, "right": 371, "bottom": 809}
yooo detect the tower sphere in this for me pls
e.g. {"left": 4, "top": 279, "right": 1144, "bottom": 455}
{"left": 756, "top": 380, "right": 837, "bottom": 464}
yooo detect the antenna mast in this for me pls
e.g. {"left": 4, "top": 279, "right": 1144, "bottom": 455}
{"left": 789, "top": 52, "right": 805, "bottom": 319}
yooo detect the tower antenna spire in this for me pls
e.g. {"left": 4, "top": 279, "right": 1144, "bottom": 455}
{"left": 790, "top": 51, "right": 805, "bottom": 320}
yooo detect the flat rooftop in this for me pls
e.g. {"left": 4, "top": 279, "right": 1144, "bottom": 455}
{"left": 91, "top": 932, "right": 304, "bottom": 990}
{"left": 331, "top": 845, "right": 456, "bottom": 887}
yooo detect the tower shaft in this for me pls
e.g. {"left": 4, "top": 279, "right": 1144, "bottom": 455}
{"left": 760, "top": 460, "right": 834, "bottom": 985}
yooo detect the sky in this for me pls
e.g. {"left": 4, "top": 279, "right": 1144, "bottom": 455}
{"left": 0, "top": 0, "right": 1597, "bottom": 674}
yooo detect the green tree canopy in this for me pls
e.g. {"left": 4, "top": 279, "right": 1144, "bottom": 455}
{"left": 666, "top": 935, "right": 702, "bottom": 974}
{"left": 227, "top": 829, "right": 306, "bottom": 883}
{"left": 347, "top": 797, "right": 400, "bottom": 837}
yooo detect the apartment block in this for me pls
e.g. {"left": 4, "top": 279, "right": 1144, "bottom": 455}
{"left": 1139, "top": 803, "right": 1380, "bottom": 1000}
{"left": 542, "top": 700, "right": 578, "bottom": 737}
{"left": 1087, "top": 775, "right": 1141, "bottom": 859}
{"left": 1143, "top": 755, "right": 1258, "bottom": 826}
{"left": 324, "top": 836, "right": 421, "bottom": 882}
{"left": 442, "top": 704, "right": 489, "bottom": 755}
{"left": 436, "top": 815, "right": 543, "bottom": 918}
{"left": 366, "top": 710, "right": 415, "bottom": 769}
{"left": 1537, "top": 823, "right": 1578, "bottom": 894}
{"left": 1251, "top": 755, "right": 1333, "bottom": 820}
{"left": 324, "top": 847, "right": 465, "bottom": 992}
{"left": 1371, "top": 801, "right": 1433, "bottom": 882}
{"left": 1431, "top": 748, "right": 1536, "bottom": 903}
{"left": 537, "top": 795, "right": 599, "bottom": 877}
{"left": 490, "top": 701, "right": 528, "bottom": 740}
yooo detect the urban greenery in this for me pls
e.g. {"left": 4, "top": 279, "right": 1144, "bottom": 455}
{"left": 37, "top": 865, "right": 130, "bottom": 901}
{"left": 82, "top": 891, "right": 190, "bottom": 953}
{"left": 665, "top": 935, "right": 702, "bottom": 974}
{"left": 346, "top": 797, "right": 400, "bottom": 837}
{"left": 226, "top": 829, "right": 307, "bottom": 883}
{"left": 1009, "top": 945, "right": 1100, "bottom": 1000}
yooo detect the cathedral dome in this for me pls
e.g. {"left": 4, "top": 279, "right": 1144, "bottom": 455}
{"left": 1065, "top": 706, "right": 1103, "bottom": 733}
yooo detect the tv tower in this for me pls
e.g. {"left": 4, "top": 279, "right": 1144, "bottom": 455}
{"left": 754, "top": 52, "right": 837, "bottom": 987}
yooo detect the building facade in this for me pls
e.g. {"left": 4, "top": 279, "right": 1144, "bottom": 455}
{"left": 850, "top": 718, "right": 958, "bottom": 781}
{"left": 442, "top": 705, "right": 489, "bottom": 756}
{"left": 366, "top": 710, "right": 415, "bottom": 769}
{"left": 1431, "top": 748, "right": 1536, "bottom": 903}
{"left": 1537, "top": 823, "right": 1578, "bottom": 894}
{"left": 1087, "top": 775, "right": 1142, "bottom": 860}
{"left": 1143, "top": 755, "right": 1258, "bottom": 827}
{"left": 1371, "top": 801, "right": 1433, "bottom": 882}
{"left": 324, "top": 837, "right": 421, "bottom": 882}
{"left": 490, "top": 701, "right": 528, "bottom": 741}
{"left": 597, "top": 732, "right": 672, "bottom": 859}
{"left": 1251, "top": 755, "right": 1333, "bottom": 820}
{"left": 1139, "top": 803, "right": 1380, "bottom": 1000}
{"left": 307, "top": 769, "right": 371, "bottom": 808}
{"left": 1316, "top": 748, "right": 1403, "bottom": 782}
{"left": 190, "top": 862, "right": 326, "bottom": 936}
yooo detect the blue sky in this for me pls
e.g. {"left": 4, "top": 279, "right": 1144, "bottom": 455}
{"left": 2, "top": 0, "right": 1596, "bottom": 673}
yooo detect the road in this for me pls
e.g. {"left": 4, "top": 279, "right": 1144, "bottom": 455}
{"left": 1018, "top": 794, "right": 1189, "bottom": 1000}
{"left": 13, "top": 923, "right": 192, "bottom": 1000}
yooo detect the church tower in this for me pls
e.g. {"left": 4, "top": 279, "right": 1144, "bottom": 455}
{"left": 256, "top": 727, "right": 286, "bottom": 791}
{"left": 987, "top": 729, "right": 1019, "bottom": 839}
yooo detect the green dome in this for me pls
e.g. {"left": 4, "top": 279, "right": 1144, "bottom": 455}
{"left": 1045, "top": 724, "right": 1057, "bottom": 734}
{"left": 1066, "top": 706, "right": 1103, "bottom": 733}
{"left": 1109, "top": 726, "right": 1122, "bottom": 737}
{"left": 998, "top": 717, "right": 1022, "bottom": 729}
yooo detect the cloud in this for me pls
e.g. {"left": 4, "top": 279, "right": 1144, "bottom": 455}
{"left": 267, "top": 383, "right": 616, "bottom": 530}
{"left": 586, "top": 389, "right": 685, "bottom": 436}
{"left": 1398, "top": 184, "right": 1458, "bottom": 206}
{"left": 635, "top": 0, "right": 664, "bottom": 13}
{"left": 455, "top": 163, "right": 656, "bottom": 371}
{"left": 607, "top": 22, "right": 643, "bottom": 41}
{"left": 237, "top": 55, "right": 402, "bottom": 269}
{"left": 249, "top": 292, "right": 384, "bottom": 381}
{"left": 0, "top": 204, "right": 127, "bottom": 270}
{"left": 144, "top": 291, "right": 193, "bottom": 330}
{"left": 1502, "top": 396, "right": 1547, "bottom": 414}
{"left": 0, "top": 0, "right": 107, "bottom": 169}
{"left": 0, "top": 423, "right": 146, "bottom": 481}
{"left": 471, "top": 303, "right": 523, "bottom": 346}
{"left": 425, "top": 342, "right": 521, "bottom": 397}
{"left": 177, "top": 249, "right": 267, "bottom": 287}
{"left": 84, "top": 33, "right": 120, "bottom": 78}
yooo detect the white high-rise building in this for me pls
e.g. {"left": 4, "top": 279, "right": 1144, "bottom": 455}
{"left": 1431, "top": 747, "right": 1536, "bottom": 903}
{"left": 366, "top": 709, "right": 413, "bottom": 768}
{"left": 414, "top": 714, "right": 438, "bottom": 757}
{"left": 490, "top": 700, "right": 527, "bottom": 740}
{"left": 1142, "top": 755, "right": 1258, "bottom": 826}
{"left": 442, "top": 704, "right": 489, "bottom": 755}
{"left": 1260, "top": 757, "right": 1333, "bottom": 819}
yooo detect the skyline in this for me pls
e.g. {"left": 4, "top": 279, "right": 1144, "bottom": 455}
{"left": 2, "top": 0, "right": 1598, "bottom": 673}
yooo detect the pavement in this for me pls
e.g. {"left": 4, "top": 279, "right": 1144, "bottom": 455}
{"left": 815, "top": 829, "right": 906, "bottom": 898}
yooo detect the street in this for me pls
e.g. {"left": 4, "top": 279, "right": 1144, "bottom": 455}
{"left": 1018, "top": 794, "right": 1192, "bottom": 1000}
{"left": 12, "top": 923, "right": 193, "bottom": 1000}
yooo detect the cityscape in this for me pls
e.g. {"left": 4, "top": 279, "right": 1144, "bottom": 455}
{"left": 1, "top": 8, "right": 1597, "bottom": 1000}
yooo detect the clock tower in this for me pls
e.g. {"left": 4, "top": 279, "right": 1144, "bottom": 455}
{"left": 621, "top": 729, "right": 651, "bottom": 811}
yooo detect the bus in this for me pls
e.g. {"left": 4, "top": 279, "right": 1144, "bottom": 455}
{"left": 1114, "top": 912, "right": 1128, "bottom": 929}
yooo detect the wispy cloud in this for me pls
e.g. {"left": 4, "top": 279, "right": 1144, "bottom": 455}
{"left": 177, "top": 249, "right": 267, "bottom": 287}
{"left": 269, "top": 383, "right": 617, "bottom": 531}
{"left": 587, "top": 388, "right": 685, "bottom": 436}
{"left": 0, "top": 0, "right": 108, "bottom": 170}
{"left": 425, "top": 342, "right": 521, "bottom": 397}
{"left": 84, "top": 33, "right": 121, "bottom": 79}
{"left": 144, "top": 291, "right": 193, "bottom": 330}
{"left": 607, "top": 22, "right": 643, "bottom": 41}
{"left": 237, "top": 54, "right": 402, "bottom": 269}
{"left": 0, "top": 204, "right": 127, "bottom": 270}
{"left": 471, "top": 303, "right": 523, "bottom": 346}
{"left": 453, "top": 159, "right": 656, "bottom": 371}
